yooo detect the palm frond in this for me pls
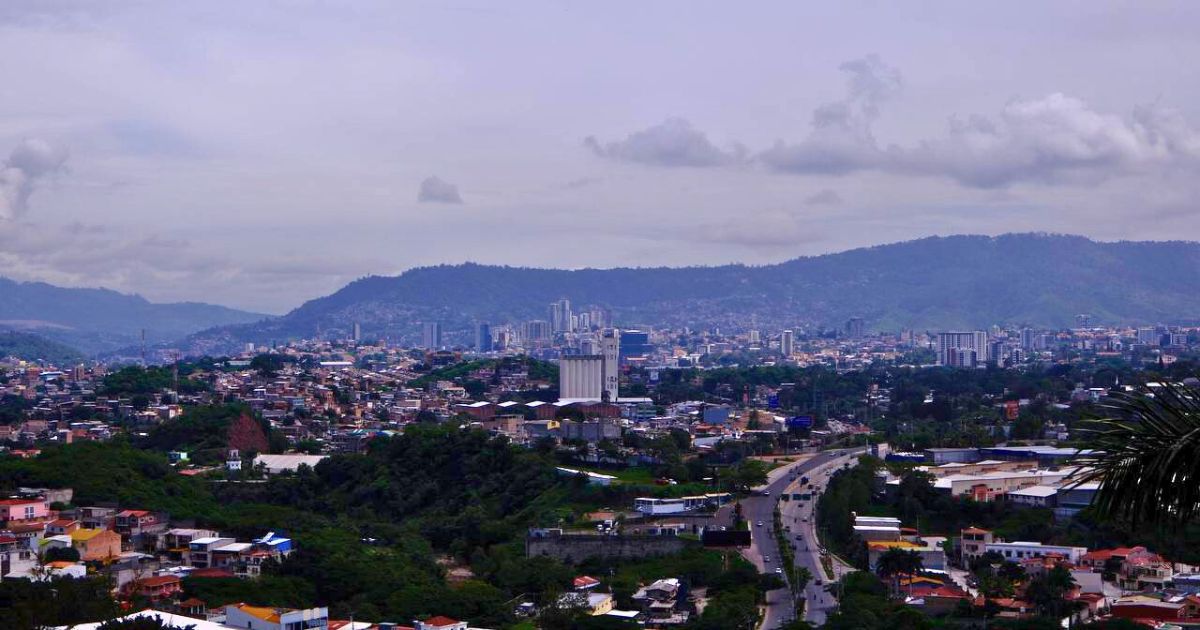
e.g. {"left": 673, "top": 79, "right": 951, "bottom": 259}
{"left": 1072, "top": 382, "right": 1200, "bottom": 528}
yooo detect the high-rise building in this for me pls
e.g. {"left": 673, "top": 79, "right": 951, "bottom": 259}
{"left": 845, "top": 317, "right": 865, "bottom": 339}
{"left": 1137, "top": 327, "right": 1161, "bottom": 346}
{"left": 421, "top": 322, "right": 442, "bottom": 349}
{"left": 1020, "top": 328, "right": 1035, "bottom": 351}
{"left": 748, "top": 330, "right": 761, "bottom": 344}
{"left": 600, "top": 328, "right": 620, "bottom": 402}
{"left": 559, "top": 356, "right": 603, "bottom": 399}
{"left": 524, "top": 320, "right": 551, "bottom": 342}
{"left": 476, "top": 323, "right": 493, "bottom": 352}
{"left": 550, "top": 298, "right": 573, "bottom": 333}
{"left": 352, "top": 322, "right": 361, "bottom": 343}
{"left": 937, "top": 331, "right": 989, "bottom": 366}
{"left": 780, "top": 330, "right": 795, "bottom": 357}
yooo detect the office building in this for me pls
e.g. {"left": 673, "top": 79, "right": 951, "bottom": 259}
{"left": 845, "top": 317, "right": 865, "bottom": 339}
{"left": 1020, "top": 328, "right": 1034, "bottom": 350}
{"left": 780, "top": 330, "right": 795, "bottom": 357}
{"left": 619, "top": 330, "right": 653, "bottom": 364}
{"left": 351, "top": 322, "right": 361, "bottom": 343}
{"left": 937, "top": 331, "right": 989, "bottom": 366}
{"left": 1137, "top": 327, "right": 1161, "bottom": 346}
{"left": 421, "top": 322, "right": 442, "bottom": 350}
{"left": 476, "top": 323, "right": 493, "bottom": 352}
{"left": 524, "top": 320, "right": 551, "bottom": 342}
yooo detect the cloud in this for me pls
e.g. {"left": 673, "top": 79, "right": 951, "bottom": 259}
{"left": 902, "top": 94, "right": 1200, "bottom": 187}
{"left": 0, "top": 139, "right": 68, "bottom": 220}
{"left": 759, "top": 54, "right": 900, "bottom": 175}
{"left": 804, "top": 189, "right": 842, "bottom": 205}
{"left": 417, "top": 176, "right": 463, "bottom": 203}
{"left": 759, "top": 56, "right": 1200, "bottom": 187}
{"left": 584, "top": 117, "right": 743, "bottom": 167}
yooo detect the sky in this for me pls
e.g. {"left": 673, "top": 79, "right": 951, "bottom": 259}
{"left": 1, "top": 1, "right": 1199, "bottom": 314}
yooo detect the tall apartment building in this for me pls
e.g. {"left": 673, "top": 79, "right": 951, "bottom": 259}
{"left": 421, "top": 322, "right": 442, "bottom": 350}
{"left": 845, "top": 317, "right": 865, "bottom": 339}
{"left": 550, "top": 298, "right": 573, "bottom": 334}
{"left": 475, "top": 323, "right": 493, "bottom": 352}
{"left": 780, "top": 330, "right": 795, "bottom": 357}
{"left": 937, "top": 331, "right": 989, "bottom": 366}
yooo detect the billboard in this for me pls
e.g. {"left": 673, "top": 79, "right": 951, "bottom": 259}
{"left": 786, "top": 415, "right": 814, "bottom": 429}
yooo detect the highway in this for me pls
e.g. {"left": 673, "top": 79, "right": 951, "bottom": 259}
{"left": 743, "top": 447, "right": 866, "bottom": 629}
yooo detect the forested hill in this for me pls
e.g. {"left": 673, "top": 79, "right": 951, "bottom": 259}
{"left": 185, "top": 233, "right": 1200, "bottom": 349}
{"left": 0, "top": 331, "right": 84, "bottom": 364}
{"left": 0, "top": 277, "right": 266, "bottom": 355}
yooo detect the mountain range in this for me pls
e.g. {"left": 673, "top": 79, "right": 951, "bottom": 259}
{"left": 176, "top": 233, "right": 1200, "bottom": 352}
{"left": 0, "top": 278, "right": 266, "bottom": 355}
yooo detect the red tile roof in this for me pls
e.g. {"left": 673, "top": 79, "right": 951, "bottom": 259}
{"left": 421, "top": 616, "right": 460, "bottom": 627}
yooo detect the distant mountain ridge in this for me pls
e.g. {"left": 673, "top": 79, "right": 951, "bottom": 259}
{"left": 0, "top": 278, "right": 266, "bottom": 355}
{"left": 182, "top": 233, "right": 1200, "bottom": 351}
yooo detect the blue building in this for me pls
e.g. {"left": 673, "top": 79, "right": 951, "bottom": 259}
{"left": 619, "top": 329, "right": 653, "bottom": 363}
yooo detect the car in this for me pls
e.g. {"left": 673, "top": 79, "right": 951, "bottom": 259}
{"left": 764, "top": 556, "right": 771, "bottom": 563}
{"left": 815, "top": 579, "right": 823, "bottom": 585}
{"left": 756, "top": 521, "right": 764, "bottom": 527}
{"left": 775, "top": 567, "right": 784, "bottom": 574}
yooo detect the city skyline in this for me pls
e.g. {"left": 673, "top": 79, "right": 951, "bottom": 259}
{"left": 1, "top": 2, "right": 1199, "bottom": 312}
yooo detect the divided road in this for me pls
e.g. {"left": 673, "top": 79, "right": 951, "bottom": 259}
{"left": 741, "top": 447, "right": 866, "bottom": 629}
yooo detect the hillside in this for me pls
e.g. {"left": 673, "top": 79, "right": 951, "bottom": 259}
{"left": 183, "top": 233, "right": 1200, "bottom": 350}
{"left": 0, "top": 331, "right": 84, "bottom": 364}
{"left": 0, "top": 278, "right": 266, "bottom": 355}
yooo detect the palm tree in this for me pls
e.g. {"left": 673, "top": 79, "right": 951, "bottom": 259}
{"left": 875, "top": 548, "right": 923, "bottom": 596}
{"left": 1073, "top": 382, "right": 1200, "bottom": 527}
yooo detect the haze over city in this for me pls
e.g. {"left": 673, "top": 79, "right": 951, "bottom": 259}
{"left": 2, "top": 2, "right": 1200, "bottom": 312}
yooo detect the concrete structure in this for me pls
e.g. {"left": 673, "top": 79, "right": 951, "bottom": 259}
{"left": 559, "top": 356, "right": 603, "bottom": 400}
{"left": 600, "top": 328, "right": 620, "bottom": 402}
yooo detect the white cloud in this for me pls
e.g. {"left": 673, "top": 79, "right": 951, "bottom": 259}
{"left": 902, "top": 94, "right": 1200, "bottom": 187}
